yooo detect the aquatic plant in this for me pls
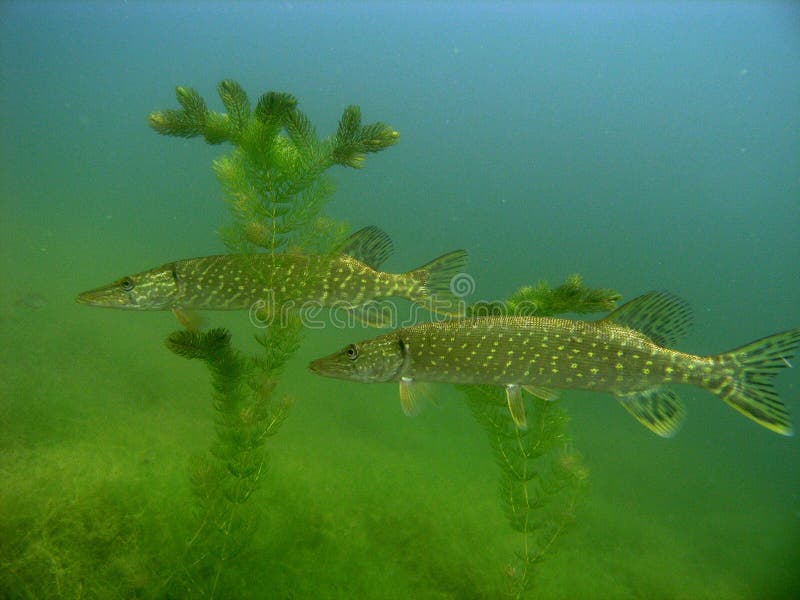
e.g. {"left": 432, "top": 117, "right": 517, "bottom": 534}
{"left": 463, "top": 276, "right": 619, "bottom": 599}
{"left": 149, "top": 81, "right": 398, "bottom": 596}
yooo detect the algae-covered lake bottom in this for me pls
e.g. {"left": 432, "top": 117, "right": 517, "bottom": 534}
{"left": 1, "top": 217, "right": 798, "bottom": 599}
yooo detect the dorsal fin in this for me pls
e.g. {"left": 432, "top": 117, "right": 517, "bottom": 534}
{"left": 600, "top": 290, "right": 693, "bottom": 347}
{"left": 340, "top": 226, "right": 394, "bottom": 269}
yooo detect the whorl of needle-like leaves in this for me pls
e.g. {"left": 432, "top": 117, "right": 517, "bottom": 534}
{"left": 218, "top": 80, "right": 251, "bottom": 137}
{"left": 332, "top": 105, "right": 399, "bottom": 168}
{"left": 149, "top": 81, "right": 398, "bottom": 255}
{"left": 166, "top": 328, "right": 231, "bottom": 361}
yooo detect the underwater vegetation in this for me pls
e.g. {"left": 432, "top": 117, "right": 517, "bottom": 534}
{"left": 1, "top": 81, "right": 619, "bottom": 599}
{"left": 461, "top": 278, "right": 616, "bottom": 598}
{"left": 148, "top": 81, "right": 615, "bottom": 597}
{"left": 149, "top": 81, "right": 399, "bottom": 596}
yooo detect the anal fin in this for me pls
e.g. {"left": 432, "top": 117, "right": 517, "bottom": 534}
{"left": 349, "top": 303, "right": 395, "bottom": 328}
{"left": 617, "top": 389, "right": 686, "bottom": 438}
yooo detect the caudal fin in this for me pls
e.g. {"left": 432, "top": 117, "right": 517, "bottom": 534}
{"left": 407, "top": 249, "right": 469, "bottom": 316}
{"left": 714, "top": 328, "right": 800, "bottom": 436}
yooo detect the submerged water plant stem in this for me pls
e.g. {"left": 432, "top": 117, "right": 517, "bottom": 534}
{"left": 150, "top": 81, "right": 398, "bottom": 596}
{"left": 463, "top": 275, "right": 616, "bottom": 598}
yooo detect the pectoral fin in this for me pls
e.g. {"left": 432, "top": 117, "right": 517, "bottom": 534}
{"left": 505, "top": 384, "right": 528, "bottom": 430}
{"left": 399, "top": 376, "right": 428, "bottom": 417}
{"left": 617, "top": 389, "right": 686, "bottom": 438}
{"left": 172, "top": 308, "right": 204, "bottom": 331}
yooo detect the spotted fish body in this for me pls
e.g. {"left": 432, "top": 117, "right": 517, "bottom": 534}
{"left": 77, "top": 227, "right": 468, "bottom": 324}
{"left": 309, "top": 291, "right": 798, "bottom": 437}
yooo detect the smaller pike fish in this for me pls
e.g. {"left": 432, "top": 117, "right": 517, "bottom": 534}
{"left": 77, "top": 227, "right": 468, "bottom": 327}
{"left": 309, "top": 291, "right": 799, "bottom": 437}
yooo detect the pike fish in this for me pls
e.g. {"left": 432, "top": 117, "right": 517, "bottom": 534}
{"left": 77, "top": 227, "right": 468, "bottom": 327}
{"left": 309, "top": 291, "right": 798, "bottom": 437}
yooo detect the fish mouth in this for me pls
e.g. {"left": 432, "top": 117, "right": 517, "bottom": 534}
{"left": 307, "top": 359, "right": 323, "bottom": 374}
{"left": 75, "top": 292, "right": 92, "bottom": 305}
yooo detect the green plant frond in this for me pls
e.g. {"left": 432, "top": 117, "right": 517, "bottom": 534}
{"left": 203, "top": 112, "right": 232, "bottom": 144}
{"left": 152, "top": 80, "right": 398, "bottom": 595}
{"left": 358, "top": 122, "right": 401, "bottom": 152}
{"left": 331, "top": 109, "right": 400, "bottom": 168}
{"left": 175, "top": 86, "right": 208, "bottom": 124}
{"left": 165, "top": 328, "right": 232, "bottom": 361}
{"left": 148, "top": 109, "right": 203, "bottom": 138}
{"left": 284, "top": 109, "right": 317, "bottom": 155}
{"left": 336, "top": 104, "right": 362, "bottom": 142}
{"left": 218, "top": 80, "right": 251, "bottom": 135}
{"left": 254, "top": 91, "right": 297, "bottom": 128}
{"left": 462, "top": 280, "right": 599, "bottom": 597}
{"left": 506, "top": 275, "right": 620, "bottom": 317}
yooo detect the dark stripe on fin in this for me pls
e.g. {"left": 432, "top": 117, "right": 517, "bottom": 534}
{"left": 601, "top": 290, "right": 693, "bottom": 347}
{"left": 713, "top": 328, "right": 799, "bottom": 436}
{"left": 408, "top": 249, "right": 469, "bottom": 316}
{"left": 340, "top": 226, "right": 394, "bottom": 269}
{"left": 617, "top": 389, "right": 686, "bottom": 438}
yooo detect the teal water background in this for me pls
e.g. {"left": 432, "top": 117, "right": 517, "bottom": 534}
{"left": 1, "top": 2, "right": 799, "bottom": 598}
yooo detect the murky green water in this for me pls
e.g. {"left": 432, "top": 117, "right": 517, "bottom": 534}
{"left": 2, "top": 2, "right": 798, "bottom": 598}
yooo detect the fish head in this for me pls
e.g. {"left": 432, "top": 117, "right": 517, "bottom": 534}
{"left": 76, "top": 264, "right": 179, "bottom": 310}
{"left": 309, "top": 332, "right": 406, "bottom": 383}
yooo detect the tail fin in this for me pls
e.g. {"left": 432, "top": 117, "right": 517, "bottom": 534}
{"left": 407, "top": 249, "right": 469, "bottom": 316}
{"left": 713, "top": 328, "right": 800, "bottom": 436}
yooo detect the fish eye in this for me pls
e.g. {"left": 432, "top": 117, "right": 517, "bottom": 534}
{"left": 120, "top": 277, "right": 134, "bottom": 292}
{"left": 345, "top": 344, "right": 359, "bottom": 360}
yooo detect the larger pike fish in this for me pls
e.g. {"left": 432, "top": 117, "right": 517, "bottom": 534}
{"left": 77, "top": 227, "right": 468, "bottom": 326}
{"left": 309, "top": 291, "right": 798, "bottom": 437}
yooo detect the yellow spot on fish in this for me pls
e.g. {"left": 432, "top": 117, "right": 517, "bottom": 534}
{"left": 615, "top": 363, "right": 623, "bottom": 370}
{"left": 590, "top": 367, "right": 599, "bottom": 374}
{"left": 642, "top": 368, "right": 650, "bottom": 375}
{"left": 570, "top": 363, "right": 578, "bottom": 369}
